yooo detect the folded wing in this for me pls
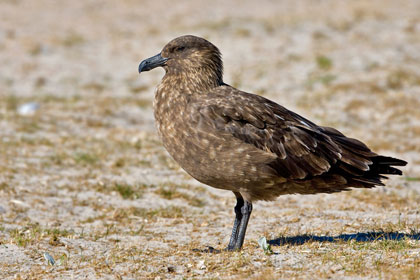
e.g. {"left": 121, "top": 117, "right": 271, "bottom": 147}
{"left": 194, "top": 87, "right": 406, "bottom": 187}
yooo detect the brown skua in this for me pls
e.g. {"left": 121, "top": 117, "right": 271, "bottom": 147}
{"left": 138, "top": 35, "right": 407, "bottom": 251}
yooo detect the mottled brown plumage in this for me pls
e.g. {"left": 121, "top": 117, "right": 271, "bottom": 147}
{"left": 138, "top": 35, "right": 407, "bottom": 251}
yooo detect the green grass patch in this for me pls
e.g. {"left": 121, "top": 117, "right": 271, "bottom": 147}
{"left": 111, "top": 206, "right": 186, "bottom": 222}
{"left": 316, "top": 55, "right": 333, "bottom": 70}
{"left": 155, "top": 185, "right": 205, "bottom": 207}
{"left": 114, "top": 183, "right": 146, "bottom": 199}
{"left": 9, "top": 224, "right": 73, "bottom": 247}
{"left": 73, "top": 152, "right": 99, "bottom": 165}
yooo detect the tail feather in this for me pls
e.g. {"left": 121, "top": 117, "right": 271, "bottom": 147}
{"left": 369, "top": 156, "right": 407, "bottom": 176}
{"left": 372, "top": 155, "right": 407, "bottom": 166}
{"left": 344, "top": 155, "right": 406, "bottom": 188}
{"left": 353, "top": 177, "right": 385, "bottom": 186}
{"left": 325, "top": 131, "right": 407, "bottom": 188}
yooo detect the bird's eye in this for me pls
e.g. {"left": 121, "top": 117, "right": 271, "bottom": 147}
{"left": 174, "top": 46, "right": 185, "bottom": 52}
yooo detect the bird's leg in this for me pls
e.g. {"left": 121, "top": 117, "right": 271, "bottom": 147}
{"left": 226, "top": 193, "right": 244, "bottom": 251}
{"left": 232, "top": 200, "right": 252, "bottom": 251}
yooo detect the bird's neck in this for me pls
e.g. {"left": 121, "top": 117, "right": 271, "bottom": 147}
{"left": 162, "top": 69, "right": 223, "bottom": 94}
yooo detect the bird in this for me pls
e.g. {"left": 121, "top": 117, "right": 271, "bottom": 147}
{"left": 138, "top": 35, "right": 407, "bottom": 251}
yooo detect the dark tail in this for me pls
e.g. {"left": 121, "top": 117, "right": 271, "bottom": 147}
{"left": 368, "top": 156, "right": 407, "bottom": 176}
{"left": 324, "top": 128, "right": 408, "bottom": 187}
{"left": 351, "top": 155, "right": 407, "bottom": 186}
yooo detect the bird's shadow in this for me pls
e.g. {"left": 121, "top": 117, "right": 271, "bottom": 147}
{"left": 268, "top": 231, "right": 420, "bottom": 246}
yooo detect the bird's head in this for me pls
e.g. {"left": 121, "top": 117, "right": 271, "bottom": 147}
{"left": 139, "top": 35, "right": 223, "bottom": 86}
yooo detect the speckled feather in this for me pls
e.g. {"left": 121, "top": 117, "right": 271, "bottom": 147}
{"left": 149, "top": 35, "right": 406, "bottom": 202}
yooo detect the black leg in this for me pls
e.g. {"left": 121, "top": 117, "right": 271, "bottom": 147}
{"left": 232, "top": 200, "right": 252, "bottom": 250}
{"left": 226, "top": 193, "right": 244, "bottom": 251}
{"left": 193, "top": 192, "right": 252, "bottom": 253}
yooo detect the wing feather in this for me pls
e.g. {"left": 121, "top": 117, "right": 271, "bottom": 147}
{"left": 194, "top": 89, "right": 344, "bottom": 180}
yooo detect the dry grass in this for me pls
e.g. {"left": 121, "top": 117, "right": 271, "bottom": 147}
{"left": 1, "top": 0, "right": 420, "bottom": 279}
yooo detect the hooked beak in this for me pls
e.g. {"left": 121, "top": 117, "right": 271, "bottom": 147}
{"left": 138, "top": 53, "right": 168, "bottom": 73}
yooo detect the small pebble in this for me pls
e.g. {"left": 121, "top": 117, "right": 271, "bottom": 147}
{"left": 17, "top": 102, "right": 40, "bottom": 116}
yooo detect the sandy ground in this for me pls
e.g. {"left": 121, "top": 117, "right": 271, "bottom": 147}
{"left": 1, "top": 0, "right": 420, "bottom": 279}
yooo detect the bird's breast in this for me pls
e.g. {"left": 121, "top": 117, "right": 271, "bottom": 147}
{"left": 154, "top": 87, "right": 195, "bottom": 161}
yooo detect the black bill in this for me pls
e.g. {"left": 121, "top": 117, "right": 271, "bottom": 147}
{"left": 138, "top": 53, "right": 168, "bottom": 73}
